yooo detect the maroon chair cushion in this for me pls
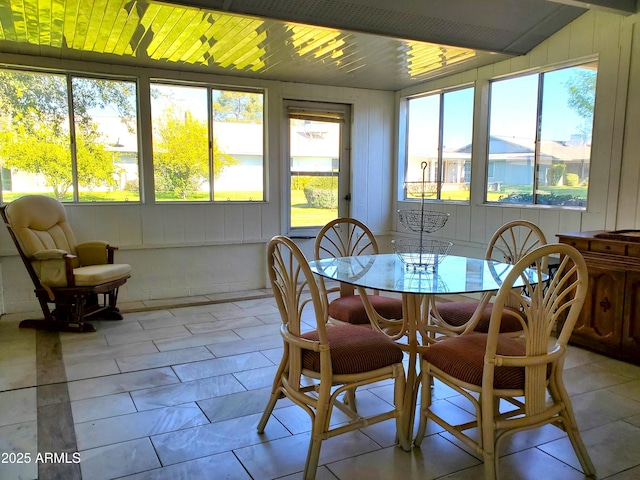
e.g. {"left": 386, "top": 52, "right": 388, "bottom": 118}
{"left": 423, "top": 334, "right": 527, "bottom": 389}
{"left": 433, "top": 302, "right": 524, "bottom": 333}
{"left": 301, "top": 324, "right": 404, "bottom": 375}
{"left": 329, "top": 294, "right": 403, "bottom": 325}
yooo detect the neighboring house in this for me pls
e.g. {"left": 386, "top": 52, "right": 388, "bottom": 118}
{"left": 408, "top": 134, "right": 590, "bottom": 192}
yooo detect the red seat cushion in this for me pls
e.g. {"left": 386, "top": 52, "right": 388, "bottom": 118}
{"left": 329, "top": 294, "right": 403, "bottom": 325}
{"left": 301, "top": 324, "right": 404, "bottom": 375}
{"left": 433, "top": 302, "right": 524, "bottom": 333}
{"left": 423, "top": 334, "right": 527, "bottom": 389}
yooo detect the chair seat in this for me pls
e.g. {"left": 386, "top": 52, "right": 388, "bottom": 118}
{"left": 301, "top": 324, "right": 404, "bottom": 374}
{"left": 433, "top": 302, "right": 524, "bottom": 333}
{"left": 329, "top": 294, "right": 403, "bottom": 325}
{"left": 73, "top": 264, "right": 132, "bottom": 286}
{"left": 423, "top": 334, "right": 527, "bottom": 389}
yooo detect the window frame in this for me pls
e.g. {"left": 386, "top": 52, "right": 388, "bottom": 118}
{"left": 401, "top": 84, "right": 475, "bottom": 204}
{"left": 484, "top": 58, "right": 597, "bottom": 209}
{"left": 0, "top": 67, "right": 142, "bottom": 204}
{"left": 149, "top": 79, "right": 267, "bottom": 204}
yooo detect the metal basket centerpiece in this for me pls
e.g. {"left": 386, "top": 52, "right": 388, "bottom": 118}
{"left": 392, "top": 238, "right": 453, "bottom": 270}
{"left": 398, "top": 210, "right": 450, "bottom": 233}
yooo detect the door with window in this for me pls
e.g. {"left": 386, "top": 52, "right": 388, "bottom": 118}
{"left": 285, "top": 100, "right": 351, "bottom": 235}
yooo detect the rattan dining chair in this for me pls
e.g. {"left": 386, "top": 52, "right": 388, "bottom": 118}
{"left": 314, "top": 217, "right": 403, "bottom": 327}
{"left": 431, "top": 219, "right": 547, "bottom": 336}
{"left": 416, "top": 243, "right": 596, "bottom": 480}
{"left": 258, "top": 235, "right": 409, "bottom": 480}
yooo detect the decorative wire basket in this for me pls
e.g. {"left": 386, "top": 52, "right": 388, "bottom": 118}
{"left": 397, "top": 210, "right": 450, "bottom": 233}
{"left": 392, "top": 238, "right": 453, "bottom": 269}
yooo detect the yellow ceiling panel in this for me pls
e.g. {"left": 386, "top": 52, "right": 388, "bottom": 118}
{"left": 0, "top": 0, "right": 490, "bottom": 90}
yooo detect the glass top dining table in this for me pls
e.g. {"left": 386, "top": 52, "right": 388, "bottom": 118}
{"left": 308, "top": 252, "right": 536, "bottom": 447}
{"left": 308, "top": 253, "right": 525, "bottom": 296}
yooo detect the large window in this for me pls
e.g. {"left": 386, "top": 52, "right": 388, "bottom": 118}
{"left": 487, "top": 61, "right": 597, "bottom": 207}
{"left": 0, "top": 69, "right": 139, "bottom": 202}
{"left": 150, "top": 83, "right": 264, "bottom": 202}
{"left": 404, "top": 86, "right": 474, "bottom": 202}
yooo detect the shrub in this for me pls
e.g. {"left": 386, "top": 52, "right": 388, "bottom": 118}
{"left": 565, "top": 173, "right": 579, "bottom": 186}
{"left": 498, "top": 192, "right": 585, "bottom": 206}
{"left": 125, "top": 180, "right": 139, "bottom": 192}
{"left": 303, "top": 176, "right": 338, "bottom": 208}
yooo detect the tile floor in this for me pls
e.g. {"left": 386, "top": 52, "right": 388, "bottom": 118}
{"left": 1, "top": 290, "right": 640, "bottom": 479}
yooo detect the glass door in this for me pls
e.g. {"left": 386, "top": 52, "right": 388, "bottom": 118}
{"left": 285, "top": 100, "right": 351, "bottom": 235}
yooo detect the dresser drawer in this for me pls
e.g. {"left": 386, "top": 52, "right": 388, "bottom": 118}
{"left": 627, "top": 243, "right": 640, "bottom": 258}
{"left": 589, "top": 240, "right": 626, "bottom": 255}
{"left": 559, "top": 237, "right": 589, "bottom": 252}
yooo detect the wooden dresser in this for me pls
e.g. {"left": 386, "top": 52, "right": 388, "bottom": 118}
{"left": 557, "top": 230, "right": 640, "bottom": 364}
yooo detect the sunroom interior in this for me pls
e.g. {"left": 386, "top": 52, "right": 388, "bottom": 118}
{"left": 2, "top": 0, "right": 640, "bottom": 479}
{"left": 1, "top": 0, "right": 639, "bottom": 313}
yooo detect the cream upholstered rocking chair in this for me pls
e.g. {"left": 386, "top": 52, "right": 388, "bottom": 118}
{"left": 1, "top": 195, "right": 132, "bottom": 332}
{"left": 431, "top": 219, "right": 547, "bottom": 336}
{"left": 416, "top": 243, "right": 595, "bottom": 479}
{"left": 314, "top": 217, "right": 403, "bottom": 327}
{"left": 257, "top": 235, "right": 409, "bottom": 480}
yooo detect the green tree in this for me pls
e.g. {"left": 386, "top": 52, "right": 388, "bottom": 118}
{"left": 565, "top": 67, "right": 597, "bottom": 139}
{"left": 0, "top": 71, "right": 134, "bottom": 198}
{"left": 213, "top": 91, "right": 263, "bottom": 123}
{"left": 153, "top": 109, "right": 236, "bottom": 199}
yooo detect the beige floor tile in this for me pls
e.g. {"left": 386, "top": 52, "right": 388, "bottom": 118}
{"left": 571, "top": 388, "right": 640, "bottom": 431}
{"left": 0, "top": 361, "right": 37, "bottom": 391}
{"left": 206, "top": 333, "right": 283, "bottom": 357}
{"left": 0, "top": 387, "right": 37, "bottom": 426}
{"left": 137, "top": 311, "right": 215, "bottom": 330}
{"left": 116, "top": 346, "right": 213, "bottom": 373}
{"left": 71, "top": 392, "right": 137, "bottom": 423}
{"left": 152, "top": 412, "right": 290, "bottom": 465}
{"left": 120, "top": 451, "right": 252, "bottom": 480}
{"left": 539, "top": 419, "right": 640, "bottom": 478}
{"left": 131, "top": 374, "right": 246, "bottom": 411}
{"left": 154, "top": 329, "right": 241, "bottom": 352}
{"left": 68, "top": 367, "right": 179, "bottom": 401}
{"left": 563, "top": 362, "right": 635, "bottom": 395}
{"left": 327, "top": 442, "right": 478, "bottom": 480}
{"left": 233, "top": 365, "right": 280, "bottom": 390}
{"left": 75, "top": 402, "right": 209, "bottom": 450}
{"left": 65, "top": 358, "right": 121, "bottom": 382}
{"left": 236, "top": 430, "right": 382, "bottom": 480}
{"left": 184, "top": 315, "right": 265, "bottom": 335}
{"left": 197, "top": 386, "right": 289, "bottom": 423}
{"left": 607, "top": 465, "right": 640, "bottom": 479}
{"left": 231, "top": 321, "right": 281, "bottom": 339}
{"left": 172, "top": 351, "right": 273, "bottom": 382}
{"left": 62, "top": 341, "right": 159, "bottom": 366}
{"left": 79, "top": 437, "right": 160, "bottom": 480}
{"left": 0, "top": 421, "right": 38, "bottom": 480}
{"left": 105, "top": 325, "right": 192, "bottom": 346}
